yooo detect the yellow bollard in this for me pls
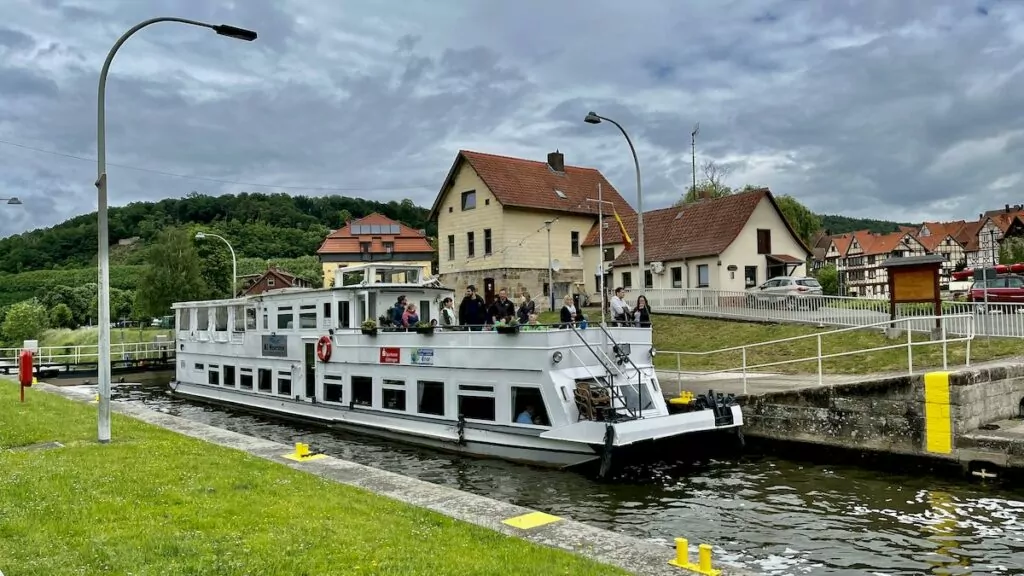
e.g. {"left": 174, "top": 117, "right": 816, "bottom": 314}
{"left": 295, "top": 443, "right": 310, "bottom": 458}
{"left": 674, "top": 538, "right": 689, "bottom": 565}
{"left": 698, "top": 544, "right": 715, "bottom": 574}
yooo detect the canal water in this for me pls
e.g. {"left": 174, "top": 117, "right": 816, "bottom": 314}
{"left": 98, "top": 377, "right": 1023, "bottom": 576}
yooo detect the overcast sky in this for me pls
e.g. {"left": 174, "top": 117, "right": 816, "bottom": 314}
{"left": 1, "top": 0, "right": 1021, "bottom": 238}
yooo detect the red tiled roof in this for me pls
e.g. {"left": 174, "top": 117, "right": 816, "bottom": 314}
{"left": 317, "top": 212, "right": 432, "bottom": 255}
{"left": 600, "top": 188, "right": 812, "bottom": 266}
{"left": 831, "top": 233, "right": 853, "bottom": 256}
{"left": 428, "top": 150, "right": 637, "bottom": 221}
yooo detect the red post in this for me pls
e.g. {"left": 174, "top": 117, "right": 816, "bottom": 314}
{"left": 18, "top": 349, "right": 34, "bottom": 403}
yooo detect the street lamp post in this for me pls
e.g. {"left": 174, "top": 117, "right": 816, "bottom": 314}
{"left": 195, "top": 232, "right": 237, "bottom": 297}
{"left": 95, "top": 17, "right": 256, "bottom": 443}
{"left": 1, "top": 197, "right": 23, "bottom": 205}
{"left": 584, "top": 111, "right": 645, "bottom": 289}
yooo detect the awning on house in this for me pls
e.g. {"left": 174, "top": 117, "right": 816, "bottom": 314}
{"left": 766, "top": 254, "right": 805, "bottom": 264}
{"left": 766, "top": 254, "right": 804, "bottom": 277}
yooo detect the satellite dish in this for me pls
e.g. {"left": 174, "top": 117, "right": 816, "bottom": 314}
{"left": 551, "top": 259, "right": 562, "bottom": 272}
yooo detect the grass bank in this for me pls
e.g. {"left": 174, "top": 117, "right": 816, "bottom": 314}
{"left": 0, "top": 381, "right": 627, "bottom": 576}
{"left": 36, "top": 326, "right": 173, "bottom": 348}
{"left": 538, "top": 311, "right": 1021, "bottom": 375}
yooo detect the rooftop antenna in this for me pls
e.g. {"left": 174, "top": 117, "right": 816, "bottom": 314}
{"left": 691, "top": 122, "right": 700, "bottom": 194}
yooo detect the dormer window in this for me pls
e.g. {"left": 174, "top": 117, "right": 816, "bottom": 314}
{"left": 553, "top": 189, "right": 567, "bottom": 199}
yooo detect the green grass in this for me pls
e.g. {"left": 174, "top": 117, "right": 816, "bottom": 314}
{"left": 539, "top": 311, "right": 1022, "bottom": 375}
{"left": 36, "top": 326, "right": 173, "bottom": 348}
{"left": 0, "top": 380, "right": 627, "bottom": 576}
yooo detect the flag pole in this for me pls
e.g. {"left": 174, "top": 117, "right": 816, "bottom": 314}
{"left": 598, "top": 182, "right": 606, "bottom": 325}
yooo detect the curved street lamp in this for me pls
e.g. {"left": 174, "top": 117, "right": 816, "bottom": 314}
{"left": 195, "top": 231, "right": 238, "bottom": 298}
{"left": 95, "top": 17, "right": 257, "bottom": 444}
{"left": 584, "top": 111, "right": 645, "bottom": 290}
{"left": 2, "top": 197, "right": 22, "bottom": 205}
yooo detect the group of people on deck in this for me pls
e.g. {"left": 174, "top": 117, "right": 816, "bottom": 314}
{"left": 384, "top": 284, "right": 652, "bottom": 331}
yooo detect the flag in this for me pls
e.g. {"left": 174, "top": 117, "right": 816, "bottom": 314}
{"left": 613, "top": 208, "right": 633, "bottom": 251}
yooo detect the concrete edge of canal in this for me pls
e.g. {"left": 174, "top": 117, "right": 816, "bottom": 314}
{"left": 38, "top": 382, "right": 761, "bottom": 576}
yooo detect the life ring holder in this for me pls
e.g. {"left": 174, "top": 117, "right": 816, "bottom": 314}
{"left": 316, "top": 335, "right": 332, "bottom": 362}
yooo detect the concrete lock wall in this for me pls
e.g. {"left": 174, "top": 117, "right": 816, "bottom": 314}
{"left": 741, "top": 364, "right": 1024, "bottom": 469}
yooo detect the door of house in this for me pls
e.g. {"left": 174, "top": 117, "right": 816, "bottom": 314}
{"left": 483, "top": 277, "right": 496, "bottom": 305}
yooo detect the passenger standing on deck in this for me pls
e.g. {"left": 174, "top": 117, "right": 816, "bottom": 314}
{"left": 458, "top": 285, "right": 487, "bottom": 330}
{"left": 517, "top": 293, "right": 535, "bottom": 325}
{"left": 610, "top": 287, "right": 630, "bottom": 325}
{"left": 402, "top": 303, "right": 419, "bottom": 328}
{"left": 633, "top": 295, "right": 652, "bottom": 327}
{"left": 390, "top": 296, "right": 407, "bottom": 327}
{"left": 559, "top": 294, "right": 580, "bottom": 328}
{"left": 489, "top": 288, "right": 516, "bottom": 324}
{"left": 440, "top": 297, "right": 457, "bottom": 328}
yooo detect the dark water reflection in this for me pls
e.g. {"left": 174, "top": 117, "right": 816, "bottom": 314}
{"left": 89, "top": 378, "right": 1024, "bottom": 575}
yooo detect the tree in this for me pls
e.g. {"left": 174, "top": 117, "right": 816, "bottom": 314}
{"left": 814, "top": 265, "right": 839, "bottom": 296}
{"left": 999, "top": 237, "right": 1024, "bottom": 265}
{"left": 90, "top": 288, "right": 136, "bottom": 323}
{"left": 49, "top": 303, "right": 75, "bottom": 329}
{"left": 775, "top": 195, "right": 823, "bottom": 247}
{"left": 2, "top": 299, "right": 49, "bottom": 343}
{"left": 678, "top": 160, "right": 734, "bottom": 205}
{"left": 136, "top": 227, "right": 209, "bottom": 317}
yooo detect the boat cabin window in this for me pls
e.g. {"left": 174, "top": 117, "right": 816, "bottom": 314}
{"left": 338, "top": 301, "right": 351, "bottom": 329}
{"left": 197, "top": 308, "right": 209, "bottom": 331}
{"left": 419, "top": 299, "right": 431, "bottom": 324}
{"left": 240, "top": 368, "right": 254, "bottom": 390}
{"left": 457, "top": 383, "right": 495, "bottom": 422}
{"left": 245, "top": 307, "right": 257, "bottom": 330}
{"left": 207, "top": 364, "right": 220, "bottom": 386}
{"left": 323, "top": 302, "right": 332, "bottom": 325}
{"left": 299, "top": 305, "right": 317, "bottom": 329}
{"left": 194, "top": 363, "right": 204, "bottom": 371}
{"left": 511, "top": 387, "right": 550, "bottom": 426}
{"left": 258, "top": 369, "right": 272, "bottom": 393}
{"left": 351, "top": 376, "right": 373, "bottom": 406}
{"left": 277, "top": 374, "right": 292, "bottom": 396}
{"left": 620, "top": 383, "right": 655, "bottom": 412}
{"left": 215, "top": 307, "right": 228, "bottom": 332}
{"left": 223, "top": 365, "right": 235, "bottom": 388}
{"left": 417, "top": 381, "right": 445, "bottom": 416}
{"left": 179, "top": 309, "right": 191, "bottom": 331}
{"left": 341, "top": 270, "right": 365, "bottom": 286}
{"left": 323, "top": 375, "right": 343, "bottom": 403}
{"left": 232, "top": 306, "right": 245, "bottom": 332}
{"left": 382, "top": 379, "right": 406, "bottom": 411}
{"left": 262, "top": 309, "right": 268, "bottom": 330}
{"left": 277, "top": 306, "right": 294, "bottom": 330}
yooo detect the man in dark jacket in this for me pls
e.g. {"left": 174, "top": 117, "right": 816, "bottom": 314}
{"left": 458, "top": 285, "right": 487, "bottom": 330}
{"left": 489, "top": 288, "right": 516, "bottom": 324}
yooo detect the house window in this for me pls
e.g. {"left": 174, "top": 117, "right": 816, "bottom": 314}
{"left": 277, "top": 375, "right": 292, "bottom": 396}
{"left": 239, "top": 368, "right": 253, "bottom": 390}
{"left": 267, "top": 278, "right": 275, "bottom": 287}
{"left": 622, "top": 272, "right": 632, "bottom": 289}
{"left": 603, "top": 247, "right": 615, "bottom": 261}
{"left": 360, "top": 242, "right": 371, "bottom": 253}
{"left": 644, "top": 270, "right": 653, "bottom": 289}
{"left": 447, "top": 235, "right": 455, "bottom": 260}
{"left": 461, "top": 190, "right": 476, "bottom": 211}
{"left": 484, "top": 228, "right": 492, "bottom": 255}
{"left": 417, "top": 381, "right": 445, "bottom": 416}
{"left": 384, "top": 242, "right": 394, "bottom": 253}
{"left": 571, "top": 231, "right": 580, "bottom": 256}
{"left": 467, "top": 231, "right": 475, "bottom": 257}
{"left": 744, "top": 266, "right": 757, "bottom": 288}
{"left": 382, "top": 379, "right": 406, "bottom": 411}
{"left": 351, "top": 376, "right": 373, "bottom": 406}
{"left": 671, "top": 267, "right": 682, "bottom": 288}
{"left": 277, "top": 306, "right": 293, "bottom": 330}
{"left": 697, "top": 264, "right": 710, "bottom": 288}
{"left": 257, "top": 369, "right": 272, "bottom": 392}
{"left": 757, "top": 229, "right": 772, "bottom": 254}
{"left": 323, "top": 375, "right": 343, "bottom": 403}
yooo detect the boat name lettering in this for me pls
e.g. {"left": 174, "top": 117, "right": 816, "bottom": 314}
{"left": 261, "top": 335, "right": 288, "bottom": 358}
{"left": 379, "top": 347, "right": 401, "bottom": 364}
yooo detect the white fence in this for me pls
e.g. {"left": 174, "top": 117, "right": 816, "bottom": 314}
{"left": 624, "top": 287, "right": 1024, "bottom": 338}
{"left": 0, "top": 342, "right": 173, "bottom": 367}
{"left": 658, "top": 314, "right": 975, "bottom": 396}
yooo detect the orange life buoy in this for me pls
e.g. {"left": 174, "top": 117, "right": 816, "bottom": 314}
{"left": 316, "top": 335, "right": 332, "bottom": 362}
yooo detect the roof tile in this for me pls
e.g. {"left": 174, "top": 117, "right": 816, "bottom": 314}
{"left": 317, "top": 212, "right": 432, "bottom": 255}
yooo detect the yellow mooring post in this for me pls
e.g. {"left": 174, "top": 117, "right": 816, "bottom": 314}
{"left": 668, "top": 538, "right": 721, "bottom": 575}
{"left": 283, "top": 442, "right": 326, "bottom": 462}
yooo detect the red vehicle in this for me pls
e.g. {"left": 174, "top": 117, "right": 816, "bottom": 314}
{"left": 968, "top": 274, "right": 1024, "bottom": 308}
{"left": 952, "top": 262, "right": 1024, "bottom": 281}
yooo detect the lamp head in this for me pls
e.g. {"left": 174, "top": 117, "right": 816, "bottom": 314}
{"left": 6, "top": 197, "right": 22, "bottom": 205}
{"left": 213, "top": 24, "right": 258, "bottom": 41}
{"left": 584, "top": 111, "right": 602, "bottom": 125}
{"left": 195, "top": 232, "right": 206, "bottom": 240}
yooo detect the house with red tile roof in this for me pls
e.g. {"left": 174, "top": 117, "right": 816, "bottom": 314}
{"left": 316, "top": 213, "right": 434, "bottom": 287}
{"left": 429, "top": 149, "right": 635, "bottom": 309}
{"left": 580, "top": 187, "right": 812, "bottom": 293}
{"left": 240, "top": 266, "right": 316, "bottom": 296}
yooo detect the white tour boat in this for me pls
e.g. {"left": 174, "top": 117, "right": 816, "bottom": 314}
{"left": 169, "top": 263, "right": 743, "bottom": 473}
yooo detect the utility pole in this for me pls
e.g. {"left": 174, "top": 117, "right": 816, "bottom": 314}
{"left": 691, "top": 123, "right": 700, "bottom": 194}
{"left": 545, "top": 220, "right": 554, "bottom": 312}
{"left": 586, "top": 185, "right": 613, "bottom": 325}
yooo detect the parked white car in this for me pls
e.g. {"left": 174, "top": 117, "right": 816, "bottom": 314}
{"left": 745, "top": 275, "right": 824, "bottom": 310}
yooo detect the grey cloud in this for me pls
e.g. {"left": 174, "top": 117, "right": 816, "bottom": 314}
{"left": 0, "top": 27, "right": 34, "bottom": 51}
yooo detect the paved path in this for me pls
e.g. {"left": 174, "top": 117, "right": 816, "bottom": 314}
{"left": 657, "top": 370, "right": 878, "bottom": 398}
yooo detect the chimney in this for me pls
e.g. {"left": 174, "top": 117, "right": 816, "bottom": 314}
{"left": 547, "top": 150, "right": 565, "bottom": 173}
